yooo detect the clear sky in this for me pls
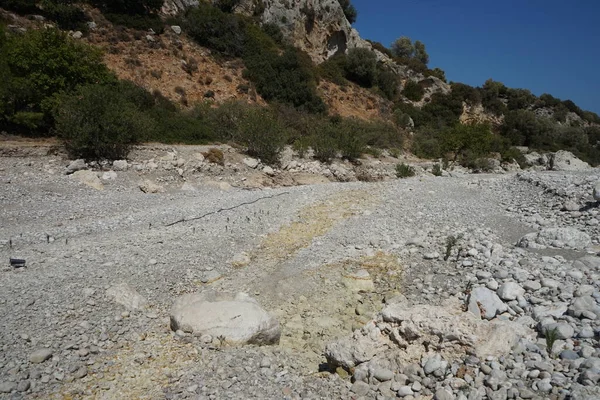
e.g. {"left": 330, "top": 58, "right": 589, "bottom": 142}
{"left": 351, "top": 0, "right": 600, "bottom": 114}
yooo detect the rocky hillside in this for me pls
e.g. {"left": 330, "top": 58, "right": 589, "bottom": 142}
{"left": 1, "top": 0, "right": 598, "bottom": 169}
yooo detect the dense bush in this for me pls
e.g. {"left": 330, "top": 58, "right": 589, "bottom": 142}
{"left": 396, "top": 163, "right": 415, "bottom": 178}
{"left": 180, "top": 4, "right": 246, "bottom": 57}
{"left": 40, "top": 0, "right": 90, "bottom": 31}
{"left": 238, "top": 107, "right": 287, "bottom": 165}
{"left": 402, "top": 80, "right": 424, "bottom": 102}
{"left": 0, "top": 27, "right": 115, "bottom": 133}
{"left": 376, "top": 68, "right": 399, "bottom": 100}
{"left": 344, "top": 47, "right": 377, "bottom": 87}
{"left": 179, "top": 4, "right": 325, "bottom": 113}
{"left": 317, "top": 53, "right": 347, "bottom": 86}
{"left": 53, "top": 83, "right": 155, "bottom": 160}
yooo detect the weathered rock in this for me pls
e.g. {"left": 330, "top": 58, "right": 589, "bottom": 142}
{"left": 29, "top": 348, "right": 53, "bottom": 364}
{"left": 549, "top": 151, "right": 590, "bottom": 171}
{"left": 170, "top": 25, "right": 182, "bottom": 34}
{"left": 101, "top": 170, "right": 117, "bottom": 180}
{"left": 112, "top": 160, "right": 128, "bottom": 171}
{"left": 170, "top": 291, "right": 280, "bottom": 345}
{"left": 106, "top": 283, "right": 148, "bottom": 311}
{"left": 71, "top": 170, "right": 104, "bottom": 190}
{"left": 0, "top": 382, "right": 16, "bottom": 393}
{"left": 467, "top": 287, "right": 508, "bottom": 320}
{"left": 570, "top": 296, "right": 600, "bottom": 319}
{"left": 65, "top": 159, "right": 87, "bottom": 174}
{"left": 497, "top": 282, "right": 525, "bottom": 301}
{"left": 517, "top": 227, "right": 591, "bottom": 250}
{"left": 243, "top": 158, "right": 260, "bottom": 169}
{"left": 139, "top": 179, "right": 164, "bottom": 194}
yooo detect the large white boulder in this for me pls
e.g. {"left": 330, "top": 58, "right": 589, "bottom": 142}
{"left": 549, "top": 150, "right": 590, "bottom": 171}
{"left": 170, "top": 291, "right": 280, "bottom": 345}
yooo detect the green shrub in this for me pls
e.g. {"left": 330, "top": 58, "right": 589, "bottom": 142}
{"left": 336, "top": 120, "right": 366, "bottom": 160}
{"left": 344, "top": 47, "right": 377, "bottom": 87}
{"left": 412, "top": 130, "right": 442, "bottom": 159}
{"left": 432, "top": 163, "right": 442, "bottom": 176}
{"left": 40, "top": 0, "right": 90, "bottom": 31}
{"left": 396, "top": 163, "right": 415, "bottom": 178}
{"left": 317, "top": 53, "right": 347, "bottom": 86}
{"left": 376, "top": 68, "right": 399, "bottom": 100}
{"left": 53, "top": 83, "right": 155, "bottom": 160}
{"left": 244, "top": 46, "right": 326, "bottom": 113}
{"left": 104, "top": 12, "right": 164, "bottom": 32}
{"left": 238, "top": 107, "right": 286, "bottom": 165}
{"left": 179, "top": 3, "right": 246, "bottom": 57}
{"left": 0, "top": 27, "right": 115, "bottom": 133}
{"left": 402, "top": 80, "right": 424, "bottom": 101}
{"left": 2, "top": 0, "right": 39, "bottom": 14}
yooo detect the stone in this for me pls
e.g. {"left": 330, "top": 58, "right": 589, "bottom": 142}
{"left": 112, "top": 160, "right": 128, "bottom": 171}
{"left": 71, "top": 31, "right": 82, "bottom": 39}
{"left": 563, "top": 200, "right": 580, "bottom": 212}
{"left": 523, "top": 280, "right": 541, "bottom": 291}
{"left": 373, "top": 367, "right": 394, "bottom": 382}
{"left": 423, "top": 252, "right": 440, "bottom": 260}
{"left": 72, "top": 170, "right": 104, "bottom": 190}
{"left": 351, "top": 381, "right": 370, "bottom": 396}
{"left": 397, "top": 386, "right": 413, "bottom": 397}
{"left": 549, "top": 150, "right": 590, "bottom": 171}
{"left": 497, "top": 282, "right": 525, "bottom": 301}
{"left": 0, "top": 382, "right": 16, "bottom": 393}
{"left": 262, "top": 166, "right": 275, "bottom": 175}
{"left": 102, "top": 171, "right": 117, "bottom": 180}
{"left": 342, "top": 269, "right": 374, "bottom": 292}
{"left": 570, "top": 296, "right": 600, "bottom": 319}
{"left": 139, "top": 180, "right": 164, "bottom": 194}
{"left": 171, "top": 25, "right": 182, "bottom": 34}
{"left": 517, "top": 227, "right": 591, "bottom": 250}
{"left": 468, "top": 287, "right": 508, "bottom": 320}
{"left": 243, "top": 158, "right": 260, "bottom": 169}
{"left": 231, "top": 252, "right": 251, "bottom": 268}
{"left": 65, "top": 159, "right": 86, "bottom": 174}
{"left": 423, "top": 354, "right": 443, "bottom": 374}
{"left": 434, "top": 388, "right": 455, "bottom": 400}
{"left": 106, "top": 283, "right": 148, "bottom": 311}
{"left": 29, "top": 348, "right": 53, "bottom": 364}
{"left": 16, "top": 380, "right": 30, "bottom": 392}
{"left": 170, "top": 291, "right": 280, "bottom": 345}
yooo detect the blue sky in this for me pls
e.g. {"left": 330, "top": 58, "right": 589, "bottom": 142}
{"left": 351, "top": 0, "right": 600, "bottom": 114}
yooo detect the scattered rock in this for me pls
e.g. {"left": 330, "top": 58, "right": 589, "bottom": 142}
{"left": 72, "top": 170, "right": 104, "bottom": 190}
{"left": 139, "top": 179, "right": 164, "bottom": 193}
{"left": 112, "top": 160, "right": 128, "bottom": 171}
{"left": 106, "top": 283, "right": 148, "bottom": 311}
{"left": 65, "top": 159, "right": 87, "bottom": 174}
{"left": 467, "top": 287, "right": 508, "bottom": 320}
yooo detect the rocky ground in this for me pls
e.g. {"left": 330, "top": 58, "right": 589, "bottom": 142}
{"left": 0, "top": 143, "right": 599, "bottom": 400}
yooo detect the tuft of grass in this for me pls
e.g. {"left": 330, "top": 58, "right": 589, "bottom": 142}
{"left": 432, "top": 163, "right": 443, "bottom": 176}
{"left": 395, "top": 163, "right": 415, "bottom": 178}
{"left": 545, "top": 327, "right": 559, "bottom": 358}
{"left": 444, "top": 235, "right": 457, "bottom": 261}
{"left": 203, "top": 148, "right": 225, "bottom": 165}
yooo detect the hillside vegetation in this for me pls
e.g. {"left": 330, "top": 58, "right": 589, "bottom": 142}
{"left": 1, "top": 0, "right": 599, "bottom": 168}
